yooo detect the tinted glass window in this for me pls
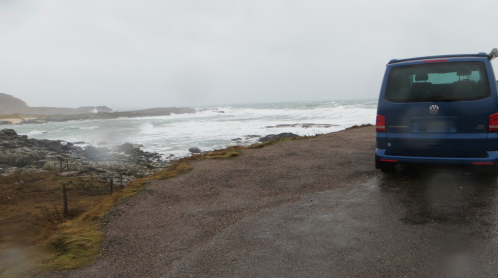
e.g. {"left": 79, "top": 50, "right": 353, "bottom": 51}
{"left": 385, "top": 62, "right": 490, "bottom": 102}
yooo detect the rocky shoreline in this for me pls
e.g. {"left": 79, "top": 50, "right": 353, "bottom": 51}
{"left": 0, "top": 127, "right": 301, "bottom": 184}
{"left": 0, "top": 107, "right": 197, "bottom": 126}
{"left": 0, "top": 128, "right": 173, "bottom": 185}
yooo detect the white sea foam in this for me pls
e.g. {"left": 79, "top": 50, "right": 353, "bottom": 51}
{"left": 79, "top": 126, "right": 100, "bottom": 130}
{"left": 11, "top": 100, "right": 377, "bottom": 158}
{"left": 26, "top": 130, "right": 44, "bottom": 135}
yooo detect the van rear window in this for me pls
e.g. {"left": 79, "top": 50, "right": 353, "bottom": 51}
{"left": 385, "top": 62, "right": 490, "bottom": 102}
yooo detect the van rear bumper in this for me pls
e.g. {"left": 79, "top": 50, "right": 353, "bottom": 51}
{"left": 375, "top": 149, "right": 498, "bottom": 165}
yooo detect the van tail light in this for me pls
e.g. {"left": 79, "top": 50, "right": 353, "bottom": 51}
{"left": 376, "top": 115, "right": 386, "bottom": 132}
{"left": 489, "top": 113, "right": 498, "bottom": 131}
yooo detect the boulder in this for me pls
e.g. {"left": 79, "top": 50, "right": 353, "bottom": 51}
{"left": 1, "top": 129, "right": 17, "bottom": 136}
{"left": 188, "top": 147, "right": 201, "bottom": 153}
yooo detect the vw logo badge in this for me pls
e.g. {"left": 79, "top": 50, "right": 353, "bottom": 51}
{"left": 429, "top": 105, "right": 439, "bottom": 114}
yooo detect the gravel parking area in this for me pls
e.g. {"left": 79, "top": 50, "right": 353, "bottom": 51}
{"left": 41, "top": 126, "right": 378, "bottom": 278}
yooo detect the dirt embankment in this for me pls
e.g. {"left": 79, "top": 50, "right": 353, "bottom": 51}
{"left": 41, "top": 126, "right": 377, "bottom": 278}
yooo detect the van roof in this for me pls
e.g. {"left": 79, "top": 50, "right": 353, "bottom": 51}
{"left": 388, "top": 52, "right": 490, "bottom": 64}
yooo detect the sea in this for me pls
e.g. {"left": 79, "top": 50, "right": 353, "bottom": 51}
{"left": 5, "top": 100, "right": 378, "bottom": 159}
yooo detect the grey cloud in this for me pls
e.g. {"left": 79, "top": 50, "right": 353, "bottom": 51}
{"left": 1, "top": 0, "right": 497, "bottom": 109}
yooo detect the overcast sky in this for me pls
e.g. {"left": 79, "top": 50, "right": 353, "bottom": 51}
{"left": 1, "top": 0, "right": 498, "bottom": 110}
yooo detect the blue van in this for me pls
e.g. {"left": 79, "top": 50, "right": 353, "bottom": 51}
{"left": 375, "top": 49, "right": 498, "bottom": 171}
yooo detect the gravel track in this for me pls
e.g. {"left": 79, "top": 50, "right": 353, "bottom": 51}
{"left": 41, "top": 126, "right": 378, "bottom": 278}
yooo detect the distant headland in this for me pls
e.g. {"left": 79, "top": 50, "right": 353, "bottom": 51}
{"left": 0, "top": 93, "right": 196, "bottom": 125}
{"left": 0, "top": 92, "right": 113, "bottom": 115}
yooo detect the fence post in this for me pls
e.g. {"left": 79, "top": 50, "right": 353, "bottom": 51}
{"left": 110, "top": 179, "right": 113, "bottom": 195}
{"left": 62, "top": 183, "right": 69, "bottom": 217}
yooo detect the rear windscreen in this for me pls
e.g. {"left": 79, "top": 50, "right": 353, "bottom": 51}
{"left": 385, "top": 62, "right": 490, "bottom": 102}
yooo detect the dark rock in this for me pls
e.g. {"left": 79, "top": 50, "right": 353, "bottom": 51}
{"left": 34, "top": 139, "right": 61, "bottom": 151}
{"left": 1, "top": 129, "right": 18, "bottom": 136}
{"left": 0, "top": 121, "right": 12, "bottom": 125}
{"left": 259, "top": 132, "right": 299, "bottom": 142}
{"left": 189, "top": 147, "right": 201, "bottom": 153}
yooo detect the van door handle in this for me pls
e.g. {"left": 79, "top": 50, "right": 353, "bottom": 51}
{"left": 427, "top": 144, "right": 440, "bottom": 147}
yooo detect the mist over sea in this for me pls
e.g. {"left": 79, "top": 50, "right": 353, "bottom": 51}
{"left": 6, "top": 100, "right": 377, "bottom": 159}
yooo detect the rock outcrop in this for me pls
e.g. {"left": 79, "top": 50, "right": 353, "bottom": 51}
{"left": 0, "top": 128, "right": 174, "bottom": 182}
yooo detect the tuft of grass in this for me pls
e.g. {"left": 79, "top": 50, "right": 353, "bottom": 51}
{"left": 43, "top": 224, "right": 103, "bottom": 271}
{"left": 196, "top": 146, "right": 243, "bottom": 159}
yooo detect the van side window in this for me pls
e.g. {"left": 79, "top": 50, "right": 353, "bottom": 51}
{"left": 385, "top": 62, "right": 490, "bottom": 102}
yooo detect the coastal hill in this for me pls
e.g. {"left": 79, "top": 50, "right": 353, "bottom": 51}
{"left": 0, "top": 93, "right": 196, "bottom": 124}
{"left": 0, "top": 92, "right": 113, "bottom": 115}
